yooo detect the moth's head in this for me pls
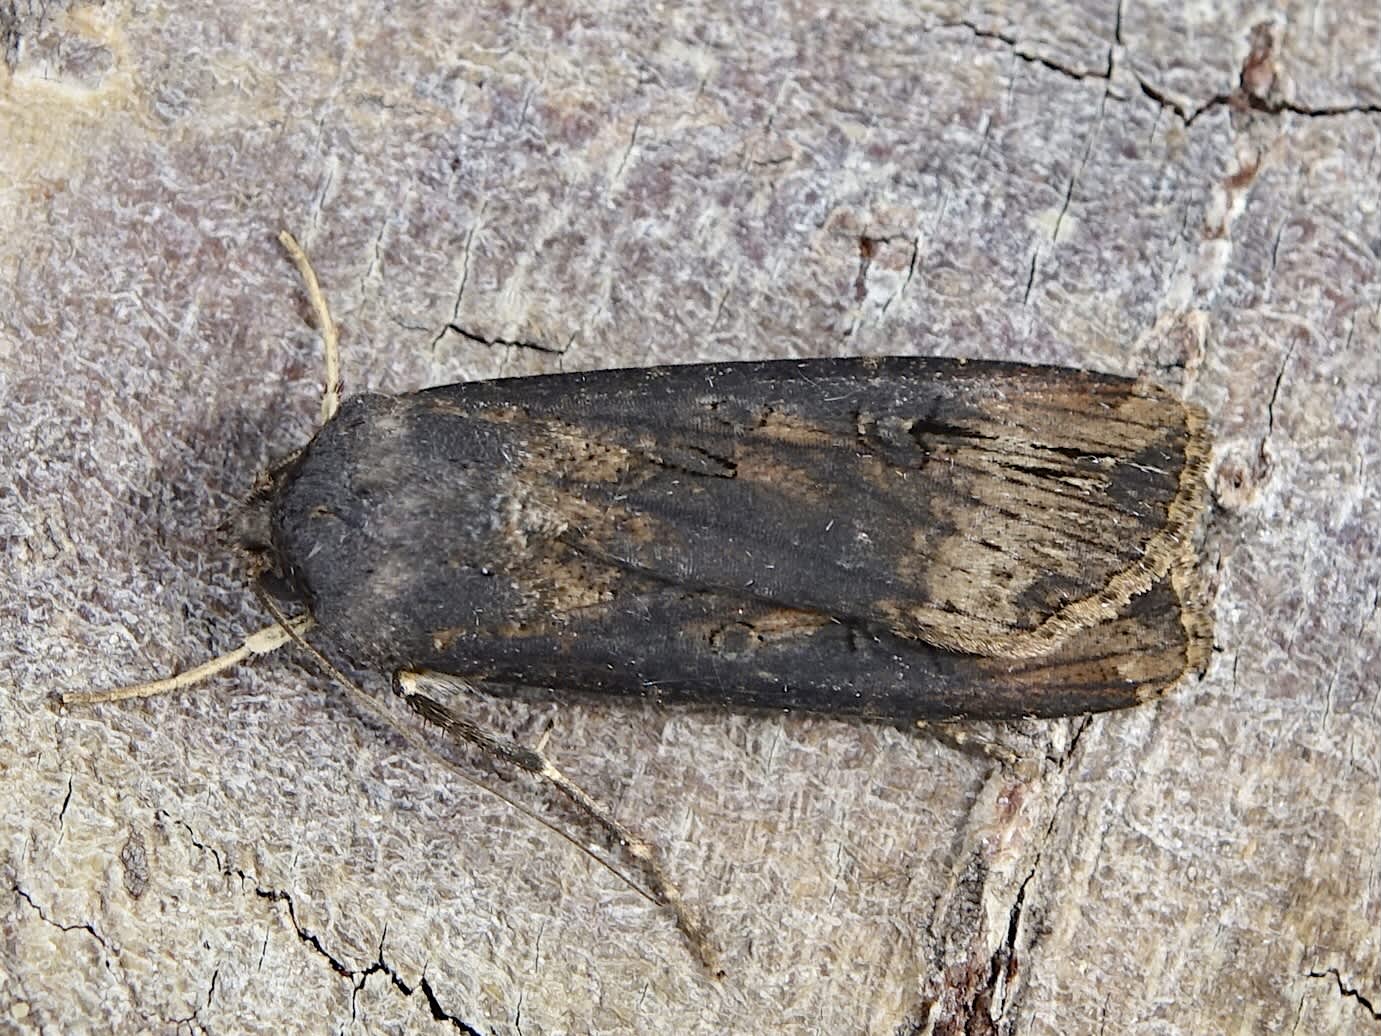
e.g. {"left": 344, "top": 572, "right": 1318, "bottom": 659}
{"left": 239, "top": 229, "right": 348, "bottom": 613}
{"left": 229, "top": 449, "right": 307, "bottom": 606}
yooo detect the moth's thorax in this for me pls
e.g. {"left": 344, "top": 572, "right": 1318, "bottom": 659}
{"left": 264, "top": 392, "right": 549, "bottom": 665}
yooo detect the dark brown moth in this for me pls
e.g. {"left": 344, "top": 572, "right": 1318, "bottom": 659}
{"left": 70, "top": 232, "right": 1213, "bottom": 972}
{"left": 247, "top": 357, "right": 1212, "bottom": 722}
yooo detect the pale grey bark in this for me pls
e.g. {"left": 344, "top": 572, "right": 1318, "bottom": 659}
{"left": 2, "top": 1, "right": 1378, "bottom": 1033}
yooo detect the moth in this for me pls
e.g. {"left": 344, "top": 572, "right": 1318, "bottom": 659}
{"left": 251, "top": 354, "right": 1211, "bottom": 721}
{"left": 70, "top": 232, "right": 1213, "bottom": 970}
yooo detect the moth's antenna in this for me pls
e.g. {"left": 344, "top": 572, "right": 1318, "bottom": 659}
{"left": 66, "top": 233, "right": 338, "bottom": 707}
{"left": 62, "top": 616, "right": 314, "bottom": 705}
{"left": 278, "top": 230, "right": 342, "bottom": 425}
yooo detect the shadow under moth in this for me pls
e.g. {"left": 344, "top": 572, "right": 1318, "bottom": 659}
{"left": 67, "top": 231, "right": 1213, "bottom": 972}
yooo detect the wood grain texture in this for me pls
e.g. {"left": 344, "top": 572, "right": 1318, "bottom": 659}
{"left": 3, "top": 2, "right": 1378, "bottom": 1033}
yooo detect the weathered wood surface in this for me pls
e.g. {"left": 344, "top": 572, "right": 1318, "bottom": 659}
{"left": 2, "top": 2, "right": 1377, "bottom": 1032}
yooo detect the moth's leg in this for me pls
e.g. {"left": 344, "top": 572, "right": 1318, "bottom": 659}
{"left": 394, "top": 669, "right": 721, "bottom": 975}
{"left": 62, "top": 616, "right": 313, "bottom": 705}
{"left": 913, "top": 719, "right": 1034, "bottom": 772}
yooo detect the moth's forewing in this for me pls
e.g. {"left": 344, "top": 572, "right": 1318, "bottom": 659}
{"left": 267, "top": 359, "right": 1210, "bottom": 719}
{"left": 431, "top": 358, "right": 1208, "bottom": 657}
{"left": 398, "top": 572, "right": 1205, "bottom": 721}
